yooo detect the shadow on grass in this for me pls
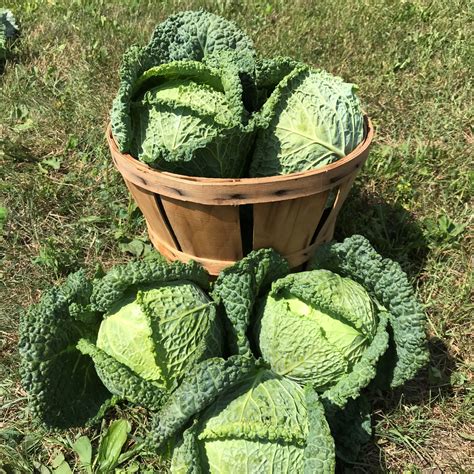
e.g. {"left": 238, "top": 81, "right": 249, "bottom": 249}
{"left": 335, "top": 338, "right": 459, "bottom": 473}
{"left": 332, "top": 186, "right": 462, "bottom": 471}
{"left": 334, "top": 184, "right": 429, "bottom": 279}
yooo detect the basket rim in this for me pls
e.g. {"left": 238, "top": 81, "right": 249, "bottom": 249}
{"left": 107, "top": 115, "right": 374, "bottom": 205}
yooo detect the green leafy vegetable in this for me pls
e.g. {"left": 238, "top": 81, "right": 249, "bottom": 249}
{"left": 309, "top": 234, "right": 429, "bottom": 388}
{"left": 128, "top": 58, "right": 254, "bottom": 177}
{"left": 255, "top": 269, "right": 379, "bottom": 391}
{"left": 212, "top": 248, "right": 289, "bottom": 355}
{"left": 250, "top": 66, "right": 364, "bottom": 177}
{"left": 95, "top": 281, "right": 220, "bottom": 390}
{"left": 83, "top": 262, "right": 223, "bottom": 407}
{"left": 170, "top": 369, "right": 335, "bottom": 473}
{"left": 18, "top": 270, "right": 111, "bottom": 428}
{"left": 19, "top": 259, "right": 222, "bottom": 427}
{"left": 111, "top": 9, "right": 256, "bottom": 172}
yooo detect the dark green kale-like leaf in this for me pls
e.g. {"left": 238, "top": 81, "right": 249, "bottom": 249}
{"left": 309, "top": 234, "right": 429, "bottom": 388}
{"left": 254, "top": 56, "right": 302, "bottom": 109}
{"left": 150, "top": 355, "right": 258, "bottom": 449}
{"left": 170, "top": 422, "right": 202, "bottom": 474}
{"left": 325, "top": 395, "right": 372, "bottom": 464}
{"left": 321, "top": 312, "right": 389, "bottom": 408}
{"left": 303, "top": 385, "right": 336, "bottom": 474}
{"left": 18, "top": 270, "right": 111, "bottom": 428}
{"left": 146, "top": 9, "right": 255, "bottom": 65}
{"left": 77, "top": 339, "right": 166, "bottom": 411}
{"left": 212, "top": 248, "right": 289, "bottom": 355}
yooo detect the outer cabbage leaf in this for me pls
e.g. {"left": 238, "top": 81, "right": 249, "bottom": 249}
{"left": 18, "top": 271, "right": 112, "bottom": 428}
{"left": 250, "top": 67, "right": 364, "bottom": 177}
{"left": 150, "top": 355, "right": 258, "bottom": 449}
{"left": 309, "top": 234, "right": 429, "bottom": 388}
{"left": 128, "top": 59, "right": 254, "bottom": 177}
{"left": 91, "top": 258, "right": 208, "bottom": 313}
{"left": 111, "top": 9, "right": 255, "bottom": 153}
{"left": 170, "top": 422, "right": 202, "bottom": 474}
{"left": 212, "top": 248, "right": 290, "bottom": 355}
{"left": 324, "top": 395, "right": 372, "bottom": 464}
{"left": 303, "top": 385, "right": 336, "bottom": 474}
{"left": 254, "top": 56, "right": 301, "bottom": 109}
{"left": 320, "top": 312, "right": 389, "bottom": 408}
{"left": 77, "top": 339, "right": 166, "bottom": 411}
{"left": 146, "top": 9, "right": 255, "bottom": 65}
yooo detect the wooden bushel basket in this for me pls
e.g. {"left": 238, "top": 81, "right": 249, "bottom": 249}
{"left": 107, "top": 117, "right": 374, "bottom": 275}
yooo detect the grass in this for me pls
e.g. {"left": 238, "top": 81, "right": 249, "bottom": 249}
{"left": 0, "top": 0, "right": 472, "bottom": 472}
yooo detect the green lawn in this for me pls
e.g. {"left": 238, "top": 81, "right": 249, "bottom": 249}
{"left": 1, "top": 0, "right": 472, "bottom": 472}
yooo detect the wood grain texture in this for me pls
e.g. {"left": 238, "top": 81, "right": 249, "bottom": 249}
{"left": 147, "top": 226, "right": 237, "bottom": 275}
{"left": 160, "top": 196, "right": 243, "bottom": 261}
{"left": 314, "top": 172, "right": 359, "bottom": 245}
{"left": 108, "top": 117, "right": 374, "bottom": 275}
{"left": 253, "top": 192, "right": 329, "bottom": 256}
{"left": 107, "top": 117, "right": 374, "bottom": 205}
{"left": 124, "top": 180, "right": 178, "bottom": 250}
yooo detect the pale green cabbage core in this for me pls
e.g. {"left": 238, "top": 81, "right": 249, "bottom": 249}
{"left": 256, "top": 270, "right": 377, "bottom": 391}
{"left": 97, "top": 294, "right": 161, "bottom": 382}
{"left": 284, "top": 297, "right": 368, "bottom": 364}
{"left": 97, "top": 282, "right": 220, "bottom": 390}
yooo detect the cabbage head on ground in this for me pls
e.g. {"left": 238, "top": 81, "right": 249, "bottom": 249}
{"left": 18, "top": 259, "right": 222, "bottom": 428}
{"left": 255, "top": 269, "right": 379, "bottom": 391}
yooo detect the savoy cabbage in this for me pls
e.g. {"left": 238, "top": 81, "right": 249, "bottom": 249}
{"left": 18, "top": 236, "right": 427, "bottom": 470}
{"left": 18, "top": 259, "right": 222, "bottom": 427}
{"left": 171, "top": 370, "right": 335, "bottom": 474}
{"left": 110, "top": 10, "right": 365, "bottom": 179}
{"left": 250, "top": 65, "right": 364, "bottom": 177}
{"left": 110, "top": 9, "right": 256, "bottom": 177}
{"left": 128, "top": 57, "right": 255, "bottom": 177}
{"left": 255, "top": 269, "right": 381, "bottom": 391}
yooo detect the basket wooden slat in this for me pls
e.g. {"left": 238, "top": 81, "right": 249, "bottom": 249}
{"left": 253, "top": 192, "right": 329, "bottom": 257}
{"left": 124, "top": 180, "right": 179, "bottom": 250}
{"left": 313, "top": 172, "right": 359, "bottom": 246}
{"left": 160, "top": 197, "right": 243, "bottom": 261}
{"left": 147, "top": 226, "right": 238, "bottom": 275}
{"left": 108, "top": 117, "right": 374, "bottom": 275}
{"left": 108, "top": 118, "right": 373, "bottom": 206}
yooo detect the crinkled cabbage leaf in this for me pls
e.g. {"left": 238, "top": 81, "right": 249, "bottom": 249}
{"left": 250, "top": 64, "right": 364, "bottom": 177}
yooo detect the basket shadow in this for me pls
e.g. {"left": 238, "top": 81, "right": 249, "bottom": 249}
{"left": 333, "top": 184, "right": 429, "bottom": 279}
{"left": 331, "top": 187, "right": 461, "bottom": 471}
